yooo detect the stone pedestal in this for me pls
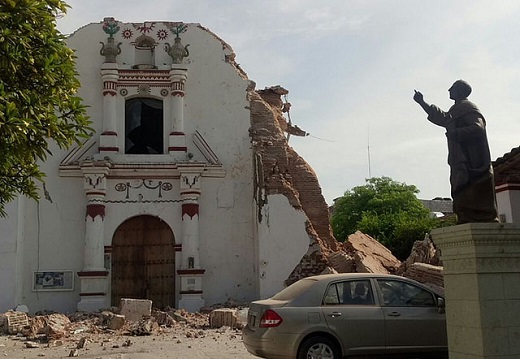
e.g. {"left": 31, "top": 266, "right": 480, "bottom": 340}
{"left": 77, "top": 271, "right": 109, "bottom": 312}
{"left": 431, "top": 223, "right": 520, "bottom": 359}
{"left": 177, "top": 269, "right": 205, "bottom": 312}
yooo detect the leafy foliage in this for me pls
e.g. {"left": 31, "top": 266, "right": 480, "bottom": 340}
{"left": 0, "top": 0, "right": 92, "bottom": 216}
{"left": 331, "top": 177, "right": 437, "bottom": 260}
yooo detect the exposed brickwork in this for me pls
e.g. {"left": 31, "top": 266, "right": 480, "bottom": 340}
{"left": 403, "top": 263, "right": 444, "bottom": 291}
{"left": 343, "top": 231, "right": 401, "bottom": 274}
{"left": 397, "top": 236, "right": 444, "bottom": 292}
{"left": 284, "top": 222, "right": 331, "bottom": 286}
{"left": 249, "top": 86, "right": 338, "bottom": 284}
{"left": 2, "top": 310, "right": 29, "bottom": 334}
{"left": 247, "top": 89, "right": 444, "bottom": 289}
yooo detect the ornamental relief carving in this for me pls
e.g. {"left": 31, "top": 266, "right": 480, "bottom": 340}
{"left": 443, "top": 256, "right": 520, "bottom": 274}
{"left": 84, "top": 173, "right": 106, "bottom": 190}
{"left": 115, "top": 179, "right": 173, "bottom": 199}
{"left": 436, "top": 235, "right": 520, "bottom": 248}
{"left": 181, "top": 174, "right": 201, "bottom": 189}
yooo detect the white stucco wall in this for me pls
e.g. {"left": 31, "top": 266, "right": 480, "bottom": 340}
{"left": 16, "top": 143, "right": 87, "bottom": 313}
{"left": 68, "top": 21, "right": 257, "bottom": 308}
{"left": 0, "top": 200, "right": 21, "bottom": 312}
{"left": 257, "top": 194, "right": 310, "bottom": 299}
{"left": 0, "top": 20, "right": 315, "bottom": 312}
{"left": 497, "top": 188, "right": 520, "bottom": 223}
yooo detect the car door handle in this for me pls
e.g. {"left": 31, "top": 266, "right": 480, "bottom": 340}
{"left": 329, "top": 312, "right": 342, "bottom": 318}
{"left": 387, "top": 312, "right": 401, "bottom": 317}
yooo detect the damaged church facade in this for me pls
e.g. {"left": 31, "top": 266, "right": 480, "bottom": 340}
{"left": 0, "top": 19, "right": 338, "bottom": 313}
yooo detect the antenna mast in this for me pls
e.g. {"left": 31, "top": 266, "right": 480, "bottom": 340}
{"left": 367, "top": 125, "right": 372, "bottom": 178}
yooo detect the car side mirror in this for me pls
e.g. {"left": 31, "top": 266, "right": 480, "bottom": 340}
{"left": 437, "top": 297, "right": 445, "bottom": 314}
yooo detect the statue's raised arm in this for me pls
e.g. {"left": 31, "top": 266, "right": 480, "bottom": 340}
{"left": 413, "top": 90, "right": 431, "bottom": 114}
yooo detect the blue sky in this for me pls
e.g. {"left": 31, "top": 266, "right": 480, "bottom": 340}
{"left": 57, "top": 0, "right": 520, "bottom": 204}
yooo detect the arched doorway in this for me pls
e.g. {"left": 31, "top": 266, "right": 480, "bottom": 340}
{"left": 111, "top": 215, "right": 175, "bottom": 309}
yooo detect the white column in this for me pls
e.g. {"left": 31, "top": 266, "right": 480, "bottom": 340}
{"left": 84, "top": 194, "right": 106, "bottom": 271}
{"left": 177, "top": 167, "right": 205, "bottom": 312}
{"left": 100, "top": 63, "right": 119, "bottom": 154}
{"left": 181, "top": 189, "right": 200, "bottom": 268}
{"left": 169, "top": 68, "right": 188, "bottom": 159}
{"left": 78, "top": 162, "right": 110, "bottom": 312}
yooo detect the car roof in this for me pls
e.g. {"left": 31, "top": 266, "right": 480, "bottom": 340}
{"left": 301, "top": 273, "right": 444, "bottom": 297}
{"left": 306, "top": 273, "right": 406, "bottom": 282}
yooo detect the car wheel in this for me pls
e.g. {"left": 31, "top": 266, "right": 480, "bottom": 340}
{"left": 298, "top": 335, "right": 341, "bottom": 359}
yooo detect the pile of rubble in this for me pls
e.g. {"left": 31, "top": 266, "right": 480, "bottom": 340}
{"left": 322, "top": 231, "right": 444, "bottom": 291}
{"left": 0, "top": 299, "right": 244, "bottom": 357}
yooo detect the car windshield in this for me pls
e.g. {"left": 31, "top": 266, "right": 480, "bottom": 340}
{"left": 271, "top": 278, "right": 317, "bottom": 301}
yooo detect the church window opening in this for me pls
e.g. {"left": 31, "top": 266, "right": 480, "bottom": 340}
{"left": 125, "top": 98, "right": 164, "bottom": 154}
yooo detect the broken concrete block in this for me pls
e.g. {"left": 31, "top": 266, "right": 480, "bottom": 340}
{"left": 209, "top": 309, "right": 237, "bottom": 328}
{"left": 152, "top": 310, "right": 176, "bottom": 326}
{"left": 403, "top": 262, "right": 444, "bottom": 291}
{"left": 23, "top": 315, "right": 46, "bottom": 339}
{"left": 25, "top": 341, "right": 40, "bottom": 348}
{"left": 344, "top": 231, "right": 401, "bottom": 274}
{"left": 4, "top": 310, "right": 29, "bottom": 334}
{"left": 119, "top": 298, "right": 152, "bottom": 322}
{"left": 44, "top": 313, "right": 71, "bottom": 339}
{"left": 76, "top": 336, "right": 89, "bottom": 349}
{"left": 129, "top": 318, "right": 159, "bottom": 336}
{"left": 171, "top": 310, "right": 188, "bottom": 323}
{"left": 397, "top": 236, "right": 442, "bottom": 275}
{"left": 327, "top": 251, "right": 355, "bottom": 273}
{"left": 108, "top": 314, "right": 126, "bottom": 330}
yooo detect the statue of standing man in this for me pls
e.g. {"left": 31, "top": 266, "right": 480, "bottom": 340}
{"left": 413, "top": 80, "right": 498, "bottom": 224}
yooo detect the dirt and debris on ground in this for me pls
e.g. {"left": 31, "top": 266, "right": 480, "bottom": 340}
{"left": 0, "top": 303, "right": 255, "bottom": 358}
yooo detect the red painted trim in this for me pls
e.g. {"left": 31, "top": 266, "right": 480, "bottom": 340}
{"left": 86, "top": 204, "right": 105, "bottom": 220}
{"left": 86, "top": 191, "right": 106, "bottom": 196}
{"left": 79, "top": 292, "right": 106, "bottom": 296}
{"left": 77, "top": 271, "right": 109, "bottom": 277}
{"left": 177, "top": 269, "right": 205, "bottom": 275}
{"left": 171, "top": 91, "right": 185, "bottom": 97}
{"left": 181, "top": 190, "right": 201, "bottom": 196}
{"left": 182, "top": 203, "right": 199, "bottom": 219}
{"left": 179, "top": 290, "right": 203, "bottom": 294}
{"left": 101, "top": 131, "right": 118, "bottom": 136}
{"left": 174, "top": 244, "right": 182, "bottom": 252}
{"left": 98, "top": 146, "right": 119, "bottom": 152}
{"left": 170, "top": 132, "right": 185, "bottom": 136}
{"left": 119, "top": 69, "right": 170, "bottom": 75}
{"left": 168, "top": 146, "right": 187, "bottom": 152}
{"left": 102, "top": 91, "right": 117, "bottom": 96}
{"left": 496, "top": 184, "right": 520, "bottom": 193}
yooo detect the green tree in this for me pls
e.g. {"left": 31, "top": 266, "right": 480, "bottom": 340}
{"left": 0, "top": 0, "right": 91, "bottom": 216}
{"left": 331, "top": 177, "right": 436, "bottom": 260}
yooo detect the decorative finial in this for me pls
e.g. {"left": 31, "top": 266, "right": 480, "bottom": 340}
{"left": 100, "top": 17, "right": 122, "bottom": 63}
{"left": 165, "top": 23, "right": 190, "bottom": 64}
{"left": 102, "top": 17, "right": 120, "bottom": 38}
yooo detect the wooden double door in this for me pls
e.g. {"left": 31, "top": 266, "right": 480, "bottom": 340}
{"left": 111, "top": 215, "right": 175, "bottom": 309}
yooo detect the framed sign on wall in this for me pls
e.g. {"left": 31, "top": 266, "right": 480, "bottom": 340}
{"left": 33, "top": 271, "right": 74, "bottom": 291}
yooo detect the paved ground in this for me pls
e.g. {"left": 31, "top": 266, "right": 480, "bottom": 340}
{"left": 0, "top": 327, "right": 258, "bottom": 359}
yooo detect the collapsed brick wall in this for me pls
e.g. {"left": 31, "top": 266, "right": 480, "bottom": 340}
{"left": 248, "top": 85, "right": 339, "bottom": 285}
